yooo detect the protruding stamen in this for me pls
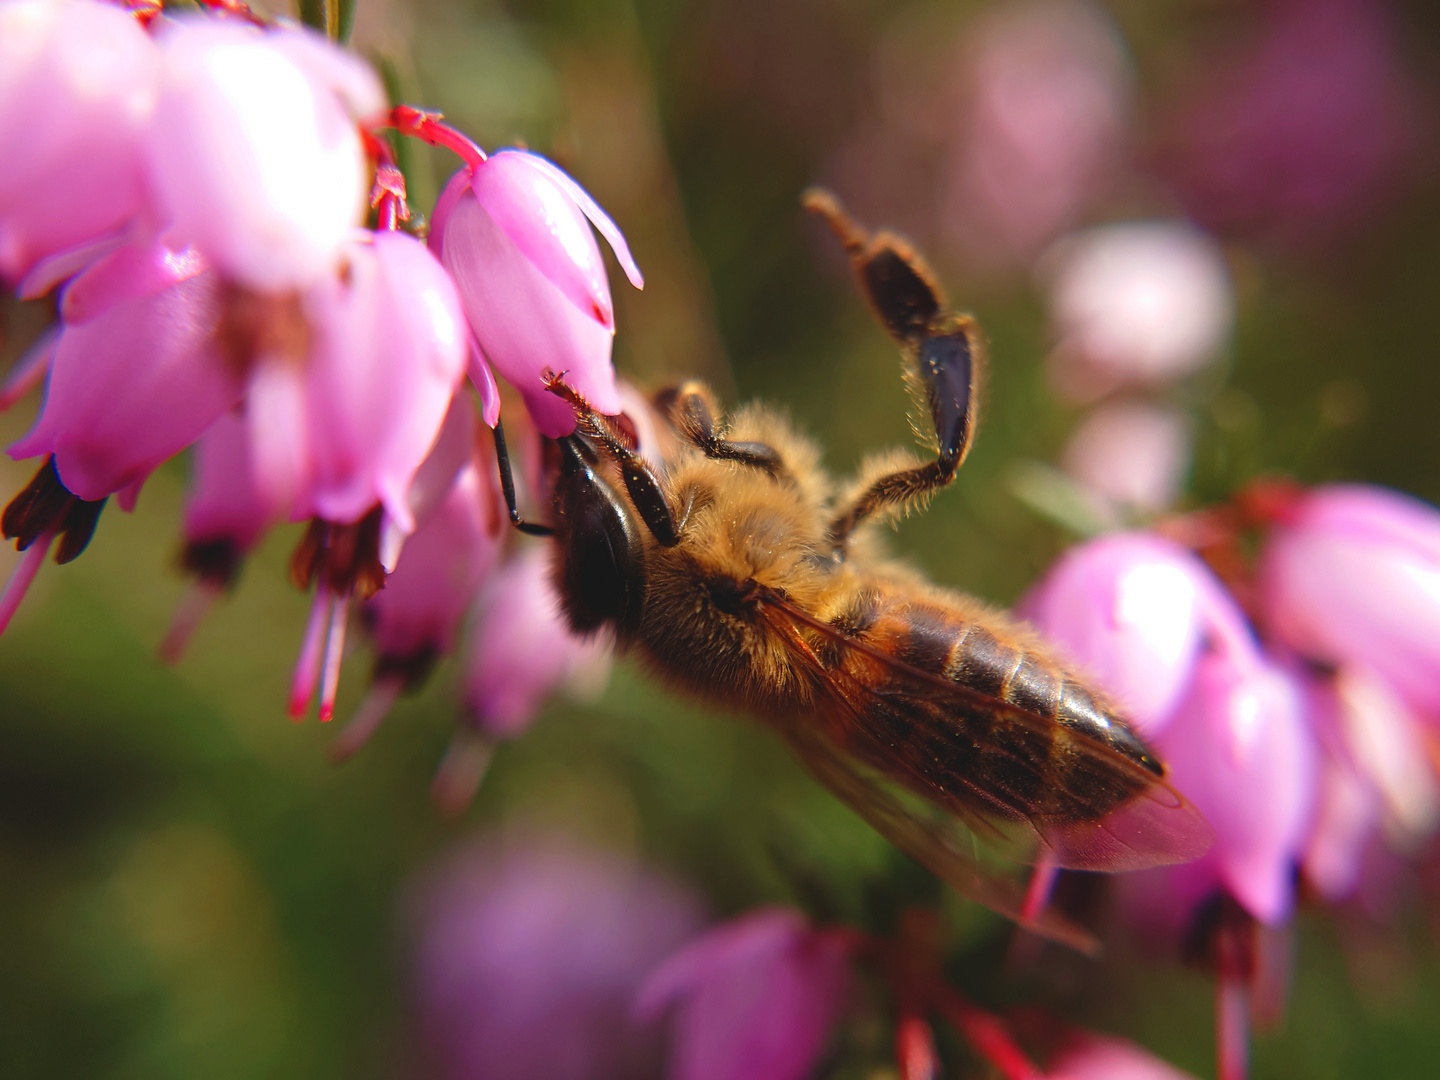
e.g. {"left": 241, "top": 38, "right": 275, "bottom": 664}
{"left": 935, "top": 988, "right": 1042, "bottom": 1080}
{"left": 431, "top": 730, "right": 496, "bottom": 817}
{"left": 0, "top": 528, "right": 56, "bottom": 637}
{"left": 1217, "top": 972, "right": 1250, "bottom": 1080}
{"left": 318, "top": 593, "right": 350, "bottom": 722}
{"left": 1020, "top": 858, "right": 1060, "bottom": 924}
{"left": 331, "top": 676, "right": 403, "bottom": 762}
{"left": 0, "top": 329, "right": 56, "bottom": 412}
{"left": 289, "top": 587, "right": 332, "bottom": 719}
{"left": 157, "top": 581, "right": 221, "bottom": 664}
{"left": 895, "top": 1014, "right": 938, "bottom": 1080}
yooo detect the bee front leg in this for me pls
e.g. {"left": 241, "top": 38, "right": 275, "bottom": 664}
{"left": 491, "top": 420, "right": 555, "bottom": 536}
{"left": 544, "top": 372, "right": 682, "bottom": 547}
{"left": 805, "top": 190, "right": 983, "bottom": 552}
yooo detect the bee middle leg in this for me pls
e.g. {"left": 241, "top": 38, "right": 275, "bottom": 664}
{"left": 544, "top": 371, "right": 682, "bottom": 547}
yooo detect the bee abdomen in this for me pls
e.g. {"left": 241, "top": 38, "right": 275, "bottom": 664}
{"left": 879, "top": 602, "right": 1155, "bottom": 772}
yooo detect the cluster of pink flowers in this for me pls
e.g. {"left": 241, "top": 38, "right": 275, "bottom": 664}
{"left": 0, "top": 0, "right": 638, "bottom": 787}
{"left": 410, "top": 834, "right": 1202, "bottom": 1080}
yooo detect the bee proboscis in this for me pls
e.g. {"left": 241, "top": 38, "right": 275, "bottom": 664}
{"left": 493, "top": 191, "right": 1212, "bottom": 951}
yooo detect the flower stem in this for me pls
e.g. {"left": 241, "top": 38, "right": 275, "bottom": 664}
{"left": 386, "top": 106, "right": 487, "bottom": 169}
{"left": 935, "top": 987, "right": 1042, "bottom": 1080}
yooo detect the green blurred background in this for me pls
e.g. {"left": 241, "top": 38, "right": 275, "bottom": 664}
{"left": 3, "top": 0, "right": 1440, "bottom": 1076}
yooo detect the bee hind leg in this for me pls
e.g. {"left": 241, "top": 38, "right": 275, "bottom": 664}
{"left": 805, "top": 190, "right": 982, "bottom": 551}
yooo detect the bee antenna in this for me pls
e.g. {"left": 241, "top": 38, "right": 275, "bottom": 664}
{"left": 802, "top": 187, "right": 869, "bottom": 256}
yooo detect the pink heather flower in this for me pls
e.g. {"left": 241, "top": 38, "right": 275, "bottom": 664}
{"left": 1060, "top": 401, "right": 1191, "bottom": 515}
{"left": 332, "top": 458, "right": 506, "bottom": 762}
{"left": 940, "top": 0, "right": 1132, "bottom": 268}
{"left": 145, "top": 18, "right": 384, "bottom": 291}
{"left": 1159, "top": 0, "right": 1421, "bottom": 246}
{"left": 1154, "top": 644, "right": 1318, "bottom": 925}
{"left": 407, "top": 833, "right": 704, "bottom": 1080}
{"left": 9, "top": 235, "right": 241, "bottom": 503}
{"left": 430, "top": 150, "right": 644, "bottom": 436}
{"left": 1042, "top": 221, "right": 1233, "bottom": 400}
{"left": 1045, "top": 1031, "right": 1198, "bottom": 1080}
{"left": 1258, "top": 484, "right": 1440, "bottom": 723}
{"left": 0, "top": 0, "right": 158, "bottom": 284}
{"left": 1019, "top": 533, "right": 1216, "bottom": 736}
{"left": 182, "top": 410, "right": 278, "bottom": 566}
{"left": 636, "top": 907, "right": 852, "bottom": 1080}
{"left": 246, "top": 230, "right": 468, "bottom": 533}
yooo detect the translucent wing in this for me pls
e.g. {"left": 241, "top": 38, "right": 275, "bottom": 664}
{"left": 756, "top": 591, "right": 1213, "bottom": 876}
{"left": 776, "top": 707, "right": 1103, "bottom": 954}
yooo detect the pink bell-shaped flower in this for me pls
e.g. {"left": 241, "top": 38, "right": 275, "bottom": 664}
{"left": 10, "top": 235, "right": 241, "bottom": 503}
{"left": 1155, "top": 647, "right": 1318, "bottom": 926}
{"left": 1045, "top": 1031, "right": 1199, "bottom": 1080}
{"left": 247, "top": 230, "right": 469, "bottom": 533}
{"left": 1019, "top": 532, "right": 1215, "bottom": 736}
{"left": 145, "top": 18, "right": 384, "bottom": 291}
{"left": 430, "top": 150, "right": 644, "bottom": 435}
{"left": 407, "top": 833, "right": 704, "bottom": 1080}
{"left": 637, "top": 907, "right": 852, "bottom": 1080}
{"left": 1258, "top": 483, "right": 1440, "bottom": 722}
{"left": 0, "top": 0, "right": 158, "bottom": 284}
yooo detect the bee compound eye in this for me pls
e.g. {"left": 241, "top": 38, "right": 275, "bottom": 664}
{"left": 556, "top": 467, "right": 642, "bottom": 631}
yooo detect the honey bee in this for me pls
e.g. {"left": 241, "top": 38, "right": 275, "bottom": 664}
{"left": 492, "top": 191, "right": 1211, "bottom": 951}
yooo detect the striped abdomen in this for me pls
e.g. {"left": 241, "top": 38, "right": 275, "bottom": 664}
{"left": 817, "top": 586, "right": 1160, "bottom": 822}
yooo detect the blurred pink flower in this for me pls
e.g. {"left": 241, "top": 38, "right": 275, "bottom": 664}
{"left": 247, "top": 230, "right": 468, "bottom": 533}
{"left": 1159, "top": 0, "right": 1422, "bottom": 246}
{"left": 0, "top": 0, "right": 158, "bottom": 284}
{"left": 1042, "top": 221, "right": 1233, "bottom": 400}
{"left": 1258, "top": 484, "right": 1440, "bottom": 722}
{"left": 332, "top": 459, "right": 506, "bottom": 762}
{"left": 1155, "top": 646, "right": 1318, "bottom": 925}
{"left": 430, "top": 150, "right": 644, "bottom": 435}
{"left": 407, "top": 834, "right": 704, "bottom": 1080}
{"left": 9, "top": 235, "right": 240, "bottom": 502}
{"left": 637, "top": 907, "right": 852, "bottom": 1080}
{"left": 1019, "top": 533, "right": 1216, "bottom": 736}
{"left": 146, "top": 17, "right": 383, "bottom": 291}
{"left": 182, "top": 410, "right": 278, "bottom": 573}
{"left": 1060, "top": 401, "right": 1191, "bottom": 514}
{"left": 941, "top": 0, "right": 1132, "bottom": 268}
{"left": 1045, "top": 1031, "right": 1198, "bottom": 1080}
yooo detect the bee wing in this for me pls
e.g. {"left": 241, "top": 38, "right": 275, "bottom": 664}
{"left": 775, "top": 706, "right": 1102, "bottom": 954}
{"left": 757, "top": 592, "right": 1213, "bottom": 874}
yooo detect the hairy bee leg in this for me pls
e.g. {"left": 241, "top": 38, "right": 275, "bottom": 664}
{"left": 805, "top": 190, "right": 982, "bottom": 550}
{"left": 491, "top": 420, "right": 555, "bottom": 537}
{"left": 654, "top": 381, "right": 783, "bottom": 474}
{"left": 545, "top": 373, "right": 682, "bottom": 547}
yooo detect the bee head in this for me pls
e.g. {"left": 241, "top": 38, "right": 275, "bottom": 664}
{"left": 550, "top": 435, "right": 646, "bottom": 634}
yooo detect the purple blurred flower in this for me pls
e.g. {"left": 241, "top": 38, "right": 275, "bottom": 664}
{"left": 1159, "top": 0, "right": 1422, "bottom": 246}
{"left": 430, "top": 150, "right": 644, "bottom": 435}
{"left": 1045, "top": 1031, "right": 1198, "bottom": 1080}
{"left": 1042, "top": 221, "right": 1233, "bottom": 401}
{"left": 247, "top": 229, "right": 468, "bottom": 533}
{"left": 146, "top": 17, "right": 383, "bottom": 291}
{"left": 1060, "top": 401, "right": 1191, "bottom": 515}
{"left": 1019, "top": 533, "right": 1216, "bottom": 736}
{"left": 1258, "top": 484, "right": 1440, "bottom": 722}
{"left": 636, "top": 907, "right": 852, "bottom": 1080}
{"left": 432, "top": 546, "right": 612, "bottom": 812}
{"left": 0, "top": 0, "right": 158, "bottom": 285}
{"left": 940, "top": 0, "right": 1132, "bottom": 268}
{"left": 407, "top": 834, "right": 704, "bottom": 1080}
{"left": 10, "top": 235, "right": 240, "bottom": 503}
